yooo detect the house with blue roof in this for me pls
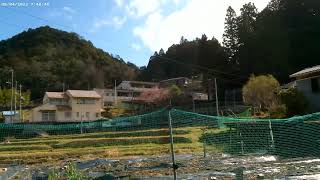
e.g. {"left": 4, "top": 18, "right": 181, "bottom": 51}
{"left": 1, "top": 111, "right": 20, "bottom": 124}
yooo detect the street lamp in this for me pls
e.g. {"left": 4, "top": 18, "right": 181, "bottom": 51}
{"left": 5, "top": 69, "right": 14, "bottom": 123}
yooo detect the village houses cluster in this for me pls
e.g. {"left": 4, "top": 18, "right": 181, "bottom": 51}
{"left": 2, "top": 64, "right": 320, "bottom": 124}
{"left": 3, "top": 77, "right": 208, "bottom": 123}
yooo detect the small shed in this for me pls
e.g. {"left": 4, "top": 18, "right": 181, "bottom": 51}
{"left": 290, "top": 65, "right": 320, "bottom": 111}
{"left": 1, "top": 111, "right": 20, "bottom": 124}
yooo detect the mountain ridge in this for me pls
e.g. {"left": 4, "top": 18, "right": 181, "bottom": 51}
{"left": 0, "top": 26, "right": 139, "bottom": 99}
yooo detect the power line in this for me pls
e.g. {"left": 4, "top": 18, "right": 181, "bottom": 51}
{"left": 2, "top": 6, "right": 72, "bottom": 30}
{"left": 150, "top": 55, "right": 247, "bottom": 85}
{"left": 0, "top": 18, "right": 26, "bottom": 30}
{"left": 150, "top": 55, "right": 247, "bottom": 80}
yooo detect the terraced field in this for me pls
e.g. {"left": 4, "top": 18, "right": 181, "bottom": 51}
{"left": 0, "top": 127, "right": 217, "bottom": 164}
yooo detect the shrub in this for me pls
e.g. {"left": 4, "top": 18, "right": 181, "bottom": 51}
{"left": 243, "top": 75, "right": 280, "bottom": 111}
{"left": 277, "top": 88, "right": 309, "bottom": 117}
{"left": 268, "top": 104, "right": 287, "bottom": 118}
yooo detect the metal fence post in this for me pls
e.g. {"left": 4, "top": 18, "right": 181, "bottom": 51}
{"left": 168, "top": 107, "right": 177, "bottom": 180}
{"left": 269, "top": 120, "right": 275, "bottom": 152}
{"left": 202, "top": 128, "right": 207, "bottom": 158}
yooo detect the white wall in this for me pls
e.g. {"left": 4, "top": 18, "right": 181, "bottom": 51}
{"left": 31, "top": 97, "right": 102, "bottom": 123}
{"left": 69, "top": 97, "right": 102, "bottom": 121}
{"left": 296, "top": 76, "right": 320, "bottom": 111}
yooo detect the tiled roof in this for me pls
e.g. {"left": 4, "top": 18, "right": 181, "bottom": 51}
{"left": 46, "top": 92, "right": 66, "bottom": 99}
{"left": 67, "top": 90, "right": 101, "bottom": 98}
{"left": 290, "top": 65, "right": 320, "bottom": 78}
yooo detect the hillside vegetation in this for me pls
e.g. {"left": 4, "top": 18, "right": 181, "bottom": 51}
{"left": 0, "top": 26, "right": 139, "bottom": 99}
{"left": 140, "top": 0, "right": 320, "bottom": 87}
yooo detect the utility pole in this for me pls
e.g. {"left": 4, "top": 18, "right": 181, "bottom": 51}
{"left": 80, "top": 112, "right": 83, "bottom": 134}
{"left": 15, "top": 81, "right": 17, "bottom": 119}
{"left": 10, "top": 69, "right": 13, "bottom": 123}
{"left": 19, "top": 84, "right": 22, "bottom": 122}
{"left": 214, "top": 78, "right": 219, "bottom": 116}
{"left": 114, "top": 80, "right": 117, "bottom": 106}
{"left": 168, "top": 108, "right": 177, "bottom": 180}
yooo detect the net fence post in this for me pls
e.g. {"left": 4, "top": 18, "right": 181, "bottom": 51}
{"left": 229, "top": 126, "right": 232, "bottom": 151}
{"left": 202, "top": 128, "right": 207, "bottom": 158}
{"left": 269, "top": 120, "right": 275, "bottom": 152}
{"left": 167, "top": 106, "right": 177, "bottom": 180}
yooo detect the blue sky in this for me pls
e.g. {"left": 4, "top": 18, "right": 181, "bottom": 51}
{"left": 0, "top": 0, "right": 270, "bottom": 67}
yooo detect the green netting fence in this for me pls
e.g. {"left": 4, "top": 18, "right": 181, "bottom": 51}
{"left": 1, "top": 108, "right": 320, "bottom": 159}
{"left": 171, "top": 108, "right": 320, "bottom": 157}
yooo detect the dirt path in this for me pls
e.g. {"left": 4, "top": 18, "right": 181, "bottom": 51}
{"left": 3, "top": 153, "right": 320, "bottom": 179}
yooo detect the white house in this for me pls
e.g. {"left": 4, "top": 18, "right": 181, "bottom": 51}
{"left": 31, "top": 90, "right": 103, "bottom": 123}
{"left": 290, "top": 65, "right": 320, "bottom": 111}
{"left": 95, "top": 81, "right": 159, "bottom": 107}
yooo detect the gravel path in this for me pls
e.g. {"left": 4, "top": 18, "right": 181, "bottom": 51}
{"left": 2, "top": 153, "right": 320, "bottom": 179}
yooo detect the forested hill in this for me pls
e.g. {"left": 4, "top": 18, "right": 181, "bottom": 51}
{"left": 140, "top": 0, "right": 320, "bottom": 86}
{"left": 0, "top": 26, "right": 139, "bottom": 99}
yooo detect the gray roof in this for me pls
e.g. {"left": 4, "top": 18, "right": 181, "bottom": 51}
{"left": 290, "top": 65, "right": 320, "bottom": 78}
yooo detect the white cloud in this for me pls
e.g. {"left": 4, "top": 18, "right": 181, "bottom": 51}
{"left": 133, "top": 0, "right": 270, "bottom": 52}
{"left": 112, "top": 16, "right": 127, "bottom": 28}
{"left": 63, "top": 6, "right": 76, "bottom": 14}
{"left": 114, "top": 0, "right": 124, "bottom": 7}
{"left": 124, "top": 0, "right": 167, "bottom": 18}
{"left": 91, "top": 16, "right": 127, "bottom": 32}
{"left": 173, "top": 0, "right": 181, "bottom": 5}
{"left": 130, "top": 43, "right": 142, "bottom": 51}
{"left": 49, "top": 6, "right": 76, "bottom": 21}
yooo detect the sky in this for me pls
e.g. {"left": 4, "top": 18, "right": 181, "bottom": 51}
{"left": 0, "top": 0, "right": 270, "bottom": 67}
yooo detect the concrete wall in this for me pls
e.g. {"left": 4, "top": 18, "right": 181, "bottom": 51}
{"left": 296, "top": 76, "right": 320, "bottom": 111}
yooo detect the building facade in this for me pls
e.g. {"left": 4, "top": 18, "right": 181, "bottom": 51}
{"left": 290, "top": 65, "right": 320, "bottom": 111}
{"left": 31, "top": 90, "right": 103, "bottom": 123}
{"left": 159, "top": 77, "right": 191, "bottom": 88}
{"left": 95, "top": 81, "right": 158, "bottom": 108}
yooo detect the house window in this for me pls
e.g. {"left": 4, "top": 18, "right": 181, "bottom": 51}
{"left": 86, "top": 112, "right": 89, "bottom": 118}
{"left": 104, "top": 102, "right": 113, "bottom": 106}
{"left": 76, "top": 112, "right": 80, "bottom": 118}
{"left": 65, "top": 111, "right": 71, "bottom": 119}
{"left": 77, "top": 99, "right": 95, "bottom": 104}
{"left": 96, "top": 113, "right": 100, "bottom": 118}
{"left": 49, "top": 98, "right": 67, "bottom": 105}
{"left": 311, "top": 78, "right": 319, "bottom": 93}
{"left": 42, "top": 111, "right": 55, "bottom": 121}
